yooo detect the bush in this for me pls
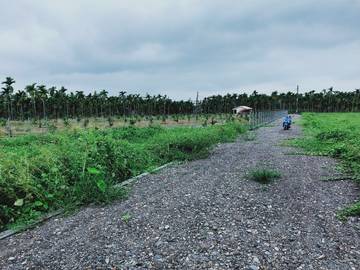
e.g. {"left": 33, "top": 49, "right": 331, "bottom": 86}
{"left": 0, "top": 122, "right": 247, "bottom": 230}
{"left": 83, "top": 118, "right": 90, "bottom": 128}
{"left": 0, "top": 118, "right": 6, "bottom": 127}
{"left": 47, "top": 122, "right": 58, "bottom": 133}
{"left": 63, "top": 118, "right": 70, "bottom": 127}
{"left": 316, "top": 130, "right": 349, "bottom": 141}
{"left": 107, "top": 117, "right": 114, "bottom": 127}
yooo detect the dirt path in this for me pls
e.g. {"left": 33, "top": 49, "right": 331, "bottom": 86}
{"left": 1, "top": 115, "right": 359, "bottom": 270}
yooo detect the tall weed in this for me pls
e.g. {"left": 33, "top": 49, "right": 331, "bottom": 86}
{"left": 0, "top": 122, "right": 246, "bottom": 230}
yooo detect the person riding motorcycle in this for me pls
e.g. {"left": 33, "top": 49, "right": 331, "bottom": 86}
{"left": 283, "top": 115, "right": 291, "bottom": 130}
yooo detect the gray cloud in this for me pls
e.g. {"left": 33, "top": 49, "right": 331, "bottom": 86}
{"left": 1, "top": 0, "right": 360, "bottom": 99}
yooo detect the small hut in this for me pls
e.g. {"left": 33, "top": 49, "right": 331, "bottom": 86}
{"left": 232, "top": 106, "right": 253, "bottom": 116}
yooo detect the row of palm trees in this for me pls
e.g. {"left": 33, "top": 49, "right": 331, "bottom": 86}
{"left": 0, "top": 77, "right": 194, "bottom": 120}
{"left": 1, "top": 77, "right": 360, "bottom": 120}
{"left": 202, "top": 88, "right": 360, "bottom": 113}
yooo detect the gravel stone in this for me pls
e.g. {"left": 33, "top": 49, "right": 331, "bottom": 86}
{"left": 0, "top": 115, "right": 359, "bottom": 269}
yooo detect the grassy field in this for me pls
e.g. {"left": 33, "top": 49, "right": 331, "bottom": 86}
{"left": 0, "top": 120, "right": 246, "bottom": 231}
{"left": 0, "top": 114, "right": 235, "bottom": 137}
{"left": 291, "top": 112, "right": 360, "bottom": 217}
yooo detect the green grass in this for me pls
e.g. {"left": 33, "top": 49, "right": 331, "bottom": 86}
{"left": 290, "top": 112, "right": 360, "bottom": 218}
{"left": 0, "top": 122, "right": 247, "bottom": 231}
{"left": 121, "top": 212, "right": 131, "bottom": 223}
{"left": 242, "top": 131, "right": 256, "bottom": 141}
{"left": 337, "top": 201, "right": 360, "bottom": 220}
{"left": 248, "top": 168, "right": 281, "bottom": 184}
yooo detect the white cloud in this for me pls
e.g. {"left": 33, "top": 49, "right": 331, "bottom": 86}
{"left": 0, "top": 0, "right": 359, "bottom": 99}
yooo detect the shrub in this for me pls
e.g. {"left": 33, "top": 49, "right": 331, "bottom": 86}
{"left": 243, "top": 132, "right": 256, "bottom": 141}
{"left": 0, "top": 118, "right": 6, "bottom": 127}
{"left": 83, "top": 118, "right": 90, "bottom": 128}
{"left": 210, "top": 117, "right": 217, "bottom": 125}
{"left": 48, "top": 122, "right": 58, "bottom": 133}
{"left": 162, "top": 115, "right": 166, "bottom": 123}
{"left": 63, "top": 118, "right": 70, "bottom": 127}
{"left": 316, "top": 130, "right": 349, "bottom": 141}
{"left": 107, "top": 117, "right": 114, "bottom": 127}
{"left": 0, "top": 122, "right": 246, "bottom": 231}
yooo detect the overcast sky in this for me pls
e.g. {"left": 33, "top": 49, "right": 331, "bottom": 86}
{"left": 1, "top": 0, "right": 360, "bottom": 100}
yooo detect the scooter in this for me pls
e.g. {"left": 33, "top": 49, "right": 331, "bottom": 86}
{"left": 283, "top": 121, "right": 291, "bottom": 130}
{"left": 283, "top": 116, "right": 292, "bottom": 130}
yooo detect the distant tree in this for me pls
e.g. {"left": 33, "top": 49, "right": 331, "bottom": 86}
{"left": 37, "top": 85, "right": 48, "bottom": 119}
{"left": 1, "top": 77, "right": 15, "bottom": 120}
{"left": 25, "top": 83, "right": 37, "bottom": 118}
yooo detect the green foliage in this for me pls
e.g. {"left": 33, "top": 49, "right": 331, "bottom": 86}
{"left": 107, "top": 117, "right": 114, "bottom": 127}
{"left": 0, "top": 118, "right": 6, "bottom": 127}
{"left": 173, "top": 115, "right": 179, "bottom": 122}
{"left": 243, "top": 131, "right": 256, "bottom": 141}
{"left": 121, "top": 212, "right": 131, "bottom": 223}
{"left": 0, "top": 122, "right": 246, "bottom": 231}
{"left": 83, "top": 118, "right": 89, "bottom": 128}
{"left": 291, "top": 113, "right": 360, "bottom": 179}
{"left": 337, "top": 201, "right": 360, "bottom": 219}
{"left": 248, "top": 168, "right": 281, "bottom": 184}
{"left": 63, "top": 118, "right": 70, "bottom": 127}
{"left": 47, "top": 122, "right": 57, "bottom": 133}
{"left": 291, "top": 112, "right": 360, "bottom": 218}
{"left": 210, "top": 117, "right": 217, "bottom": 125}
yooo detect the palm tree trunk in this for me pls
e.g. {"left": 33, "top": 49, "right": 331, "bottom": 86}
{"left": 21, "top": 104, "right": 24, "bottom": 121}
{"left": 42, "top": 99, "right": 46, "bottom": 119}
{"left": 9, "top": 100, "right": 13, "bottom": 120}
{"left": 33, "top": 100, "right": 37, "bottom": 119}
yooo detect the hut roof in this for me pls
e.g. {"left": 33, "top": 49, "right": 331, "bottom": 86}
{"left": 233, "top": 106, "right": 252, "bottom": 112}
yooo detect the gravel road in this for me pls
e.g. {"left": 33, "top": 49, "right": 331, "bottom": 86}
{"left": 1, "top": 115, "right": 359, "bottom": 270}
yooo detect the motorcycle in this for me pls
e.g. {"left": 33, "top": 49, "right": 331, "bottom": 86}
{"left": 283, "top": 116, "right": 292, "bottom": 130}
{"left": 283, "top": 121, "right": 291, "bottom": 130}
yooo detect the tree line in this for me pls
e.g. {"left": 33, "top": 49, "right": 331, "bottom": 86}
{"left": 202, "top": 88, "right": 360, "bottom": 114}
{"left": 0, "top": 77, "right": 193, "bottom": 120}
{"left": 1, "top": 77, "right": 360, "bottom": 120}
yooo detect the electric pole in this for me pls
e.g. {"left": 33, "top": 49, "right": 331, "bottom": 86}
{"left": 195, "top": 91, "right": 200, "bottom": 114}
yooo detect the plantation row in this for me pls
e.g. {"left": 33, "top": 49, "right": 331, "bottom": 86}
{"left": 2, "top": 76, "right": 360, "bottom": 121}
{"left": 0, "top": 121, "right": 247, "bottom": 231}
{"left": 0, "top": 113, "right": 236, "bottom": 137}
{"left": 291, "top": 113, "right": 360, "bottom": 217}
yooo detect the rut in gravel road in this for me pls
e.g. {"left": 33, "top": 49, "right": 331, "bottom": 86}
{"left": 1, "top": 115, "right": 359, "bottom": 270}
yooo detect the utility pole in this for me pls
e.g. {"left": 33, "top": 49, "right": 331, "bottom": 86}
{"left": 195, "top": 91, "right": 200, "bottom": 114}
{"left": 296, "top": 85, "right": 299, "bottom": 114}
